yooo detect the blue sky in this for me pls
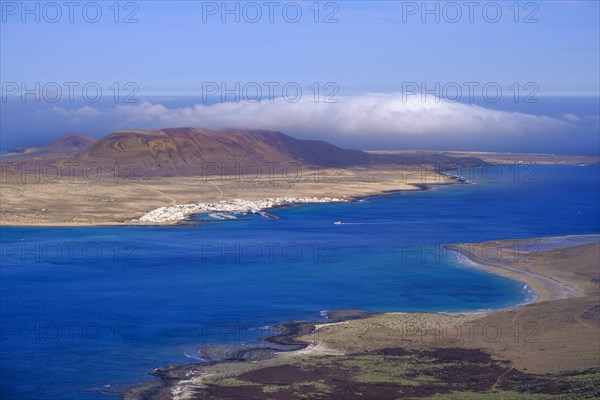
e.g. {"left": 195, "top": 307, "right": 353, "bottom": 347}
{"left": 2, "top": 0, "right": 598, "bottom": 95}
{"left": 1, "top": 1, "right": 599, "bottom": 153}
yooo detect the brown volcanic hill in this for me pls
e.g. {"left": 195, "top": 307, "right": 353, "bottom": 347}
{"left": 74, "top": 128, "right": 370, "bottom": 176}
{"left": 2, "top": 128, "right": 488, "bottom": 178}
{"left": 46, "top": 134, "right": 97, "bottom": 152}
{"left": 5, "top": 134, "right": 97, "bottom": 159}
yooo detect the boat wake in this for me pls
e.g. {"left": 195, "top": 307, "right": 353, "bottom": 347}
{"left": 334, "top": 221, "right": 403, "bottom": 225}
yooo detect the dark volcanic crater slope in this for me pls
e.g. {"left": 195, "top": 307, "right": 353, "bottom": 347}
{"left": 74, "top": 128, "right": 371, "bottom": 176}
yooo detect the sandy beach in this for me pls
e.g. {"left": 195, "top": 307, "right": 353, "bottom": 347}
{"left": 125, "top": 236, "right": 600, "bottom": 399}
{"left": 445, "top": 238, "right": 595, "bottom": 303}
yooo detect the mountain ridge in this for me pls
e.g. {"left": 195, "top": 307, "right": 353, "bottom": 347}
{"left": 6, "top": 134, "right": 97, "bottom": 158}
{"left": 2, "top": 127, "right": 488, "bottom": 177}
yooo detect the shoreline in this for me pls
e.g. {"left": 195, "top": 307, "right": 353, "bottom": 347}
{"left": 136, "top": 196, "right": 348, "bottom": 224}
{"left": 123, "top": 234, "right": 599, "bottom": 399}
{"left": 445, "top": 235, "right": 599, "bottom": 304}
{"left": 5, "top": 161, "right": 595, "bottom": 228}
{"left": 1, "top": 165, "right": 460, "bottom": 227}
{"left": 0, "top": 181, "right": 439, "bottom": 228}
{"left": 1, "top": 160, "right": 597, "bottom": 227}
{"left": 123, "top": 311, "right": 374, "bottom": 400}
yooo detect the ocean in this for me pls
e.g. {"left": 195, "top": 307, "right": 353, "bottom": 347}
{"left": 1, "top": 165, "right": 599, "bottom": 399}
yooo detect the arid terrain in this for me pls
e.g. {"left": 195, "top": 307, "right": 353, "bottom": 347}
{"left": 367, "top": 150, "right": 600, "bottom": 166}
{"left": 0, "top": 167, "right": 456, "bottom": 226}
{"left": 2, "top": 128, "right": 597, "bottom": 227}
{"left": 0, "top": 128, "right": 477, "bottom": 226}
{"left": 125, "top": 237, "right": 599, "bottom": 400}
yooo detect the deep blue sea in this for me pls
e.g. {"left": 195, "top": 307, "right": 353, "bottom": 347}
{"left": 1, "top": 165, "right": 599, "bottom": 399}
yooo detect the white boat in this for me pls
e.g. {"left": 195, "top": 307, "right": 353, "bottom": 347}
{"left": 334, "top": 221, "right": 342, "bottom": 225}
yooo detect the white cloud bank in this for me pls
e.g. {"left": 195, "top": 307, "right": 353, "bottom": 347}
{"left": 562, "top": 113, "right": 581, "bottom": 122}
{"left": 55, "top": 93, "right": 570, "bottom": 137}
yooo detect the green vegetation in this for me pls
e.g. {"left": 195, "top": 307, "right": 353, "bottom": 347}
{"left": 202, "top": 376, "right": 258, "bottom": 387}
{"left": 336, "top": 355, "right": 442, "bottom": 385}
{"left": 565, "top": 370, "right": 600, "bottom": 384}
{"left": 260, "top": 380, "right": 332, "bottom": 398}
{"left": 423, "top": 391, "right": 598, "bottom": 400}
{"left": 198, "top": 351, "right": 599, "bottom": 399}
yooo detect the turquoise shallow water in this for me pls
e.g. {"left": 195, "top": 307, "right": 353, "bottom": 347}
{"left": 1, "top": 165, "right": 599, "bottom": 399}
